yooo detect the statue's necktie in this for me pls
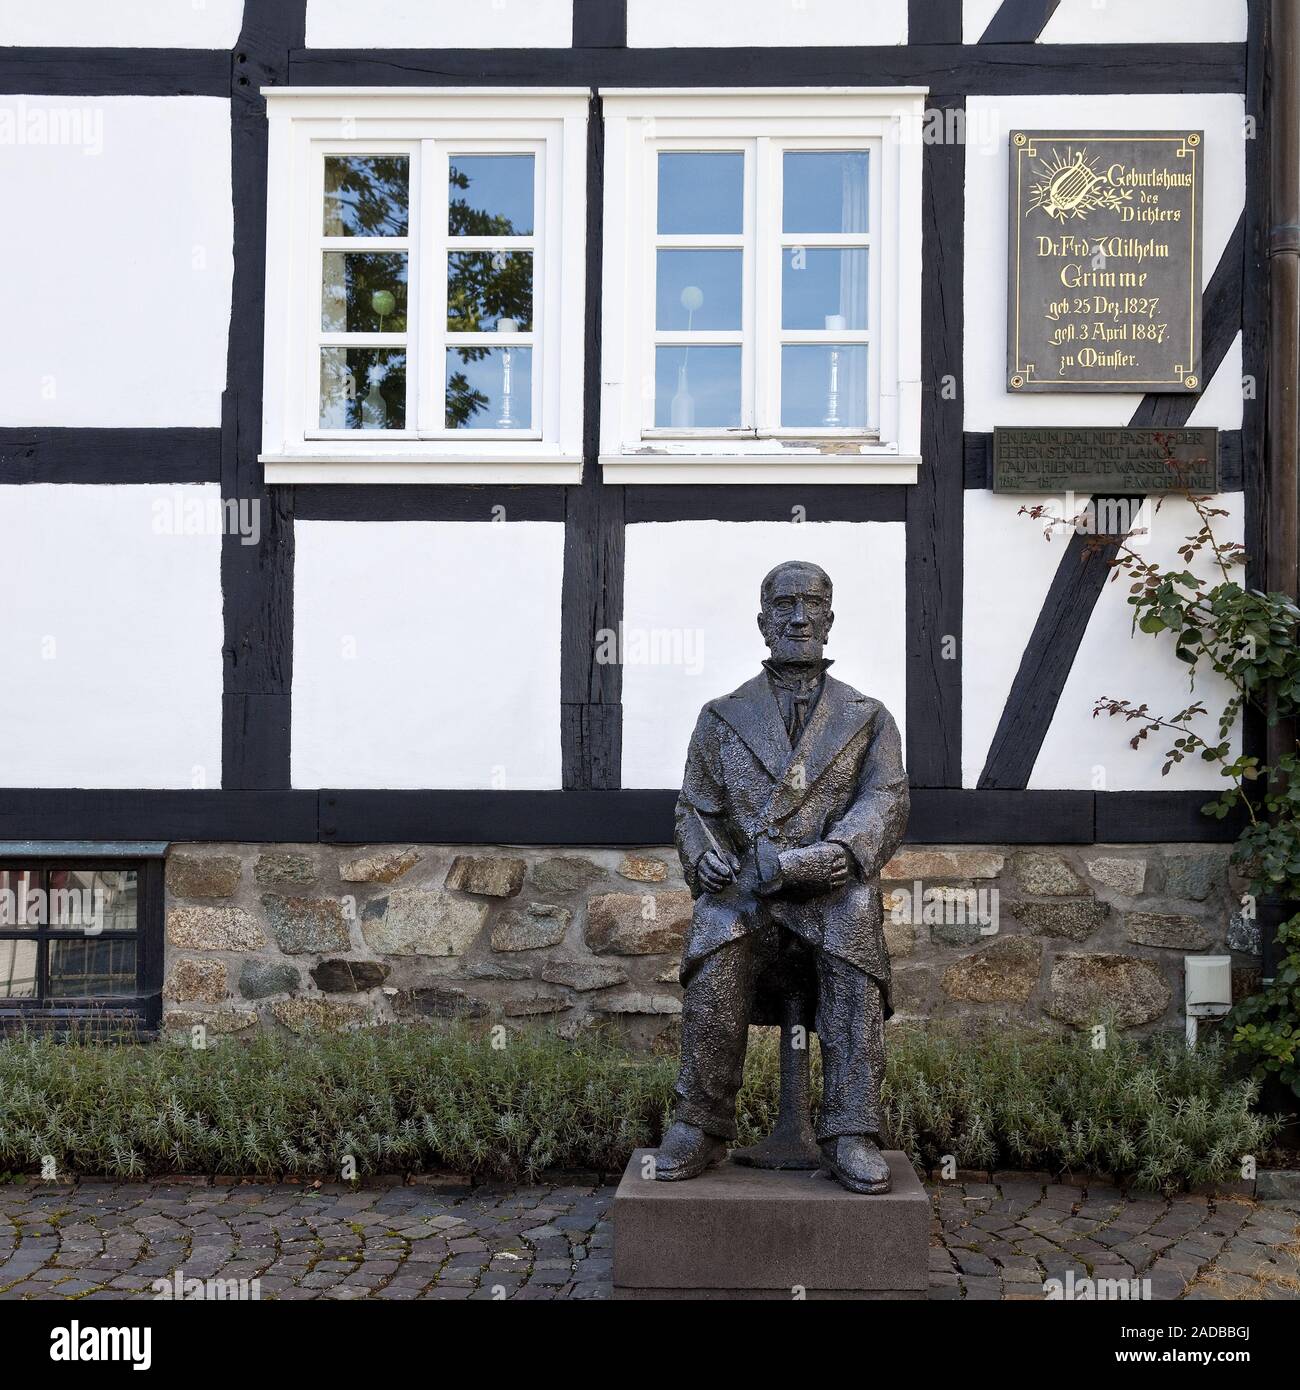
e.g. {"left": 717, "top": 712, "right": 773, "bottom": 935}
{"left": 771, "top": 673, "right": 822, "bottom": 744}
{"left": 788, "top": 692, "right": 812, "bottom": 745}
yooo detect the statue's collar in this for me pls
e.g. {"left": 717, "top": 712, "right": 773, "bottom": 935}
{"left": 762, "top": 658, "right": 833, "bottom": 694}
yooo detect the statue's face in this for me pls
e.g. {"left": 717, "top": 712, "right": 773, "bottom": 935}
{"left": 758, "top": 567, "right": 834, "bottom": 664}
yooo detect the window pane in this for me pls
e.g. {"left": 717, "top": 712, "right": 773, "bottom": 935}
{"left": 47, "top": 938, "right": 137, "bottom": 999}
{"left": 782, "top": 152, "right": 869, "bottom": 235}
{"left": 656, "top": 250, "right": 742, "bottom": 331}
{"left": 46, "top": 868, "right": 138, "bottom": 934}
{"left": 654, "top": 346, "right": 742, "bottom": 428}
{"left": 657, "top": 153, "right": 743, "bottom": 235}
{"left": 323, "top": 155, "right": 409, "bottom": 238}
{"left": 447, "top": 251, "right": 533, "bottom": 332}
{"left": 322, "top": 252, "right": 408, "bottom": 333}
{"left": 0, "top": 939, "right": 37, "bottom": 999}
{"left": 782, "top": 248, "right": 868, "bottom": 330}
{"left": 781, "top": 344, "right": 868, "bottom": 429}
{"left": 449, "top": 155, "right": 534, "bottom": 237}
{"left": 320, "top": 348, "right": 407, "bottom": 430}
{"left": 446, "top": 345, "right": 532, "bottom": 430}
{"left": 0, "top": 868, "right": 41, "bottom": 930}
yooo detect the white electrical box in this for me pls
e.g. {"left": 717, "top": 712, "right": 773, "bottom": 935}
{"left": 1185, "top": 955, "right": 1233, "bottom": 1018}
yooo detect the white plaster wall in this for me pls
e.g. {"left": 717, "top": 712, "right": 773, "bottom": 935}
{"left": 1187, "top": 331, "right": 1243, "bottom": 430}
{"left": 0, "top": 1, "right": 245, "bottom": 47}
{"left": 0, "top": 484, "right": 224, "bottom": 788}
{"left": 621, "top": 521, "right": 907, "bottom": 788}
{"left": 0, "top": 96, "right": 232, "bottom": 428}
{"left": 963, "top": 93, "right": 1246, "bottom": 432}
{"left": 962, "top": 0, "right": 1002, "bottom": 43}
{"left": 1031, "top": 494, "right": 1244, "bottom": 790}
{"left": 306, "top": 0, "right": 573, "bottom": 48}
{"left": 292, "top": 522, "right": 564, "bottom": 789}
{"left": 1040, "top": 0, "right": 1247, "bottom": 46}
{"left": 627, "top": 0, "right": 907, "bottom": 47}
{"left": 961, "top": 491, "right": 1065, "bottom": 786}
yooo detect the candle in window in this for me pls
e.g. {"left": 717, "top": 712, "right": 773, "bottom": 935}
{"left": 825, "top": 314, "right": 847, "bottom": 332}
{"left": 497, "top": 318, "right": 518, "bottom": 427}
{"left": 671, "top": 287, "right": 704, "bottom": 427}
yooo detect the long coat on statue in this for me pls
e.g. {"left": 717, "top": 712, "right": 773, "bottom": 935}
{"left": 674, "top": 671, "right": 910, "bottom": 1016}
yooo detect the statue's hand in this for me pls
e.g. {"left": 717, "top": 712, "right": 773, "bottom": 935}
{"left": 777, "top": 842, "right": 851, "bottom": 892}
{"left": 697, "top": 848, "right": 740, "bottom": 893}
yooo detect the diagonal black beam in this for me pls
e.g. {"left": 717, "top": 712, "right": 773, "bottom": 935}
{"left": 1129, "top": 211, "right": 1245, "bottom": 429}
{"left": 978, "top": 214, "right": 1247, "bottom": 790}
{"left": 976, "top": 517, "right": 1133, "bottom": 790}
{"left": 980, "top": 0, "right": 1062, "bottom": 44}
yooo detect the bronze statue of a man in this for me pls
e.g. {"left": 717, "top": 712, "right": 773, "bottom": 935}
{"left": 651, "top": 560, "right": 910, "bottom": 1194}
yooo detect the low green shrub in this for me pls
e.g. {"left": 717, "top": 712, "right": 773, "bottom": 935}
{"left": 884, "top": 1022, "right": 1284, "bottom": 1192}
{"left": 0, "top": 1026, "right": 674, "bottom": 1183}
{"left": 0, "top": 1021, "right": 1283, "bottom": 1191}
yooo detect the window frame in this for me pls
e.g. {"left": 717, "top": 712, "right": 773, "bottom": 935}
{"left": 599, "top": 87, "right": 926, "bottom": 484}
{"left": 261, "top": 88, "right": 589, "bottom": 485}
{"left": 0, "top": 856, "right": 163, "bottom": 1035}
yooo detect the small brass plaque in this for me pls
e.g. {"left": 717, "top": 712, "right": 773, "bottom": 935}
{"left": 992, "top": 426, "right": 1218, "bottom": 493}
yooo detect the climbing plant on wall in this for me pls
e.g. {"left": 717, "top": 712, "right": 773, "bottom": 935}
{"left": 1022, "top": 452, "right": 1300, "bottom": 1101}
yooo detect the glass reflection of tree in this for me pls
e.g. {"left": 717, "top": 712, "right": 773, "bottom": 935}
{"left": 326, "top": 253, "right": 408, "bottom": 333}
{"left": 446, "top": 164, "right": 533, "bottom": 428}
{"left": 323, "top": 156, "right": 410, "bottom": 237}
{"left": 322, "top": 158, "right": 411, "bottom": 430}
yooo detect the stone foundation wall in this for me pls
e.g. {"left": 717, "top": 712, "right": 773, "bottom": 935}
{"left": 161, "top": 842, "right": 1261, "bottom": 1043}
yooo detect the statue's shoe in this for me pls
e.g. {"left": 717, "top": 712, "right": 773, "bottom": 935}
{"left": 648, "top": 1122, "right": 727, "bottom": 1182}
{"left": 819, "top": 1135, "right": 892, "bottom": 1194}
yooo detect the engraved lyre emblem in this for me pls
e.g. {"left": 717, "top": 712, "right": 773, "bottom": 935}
{"left": 1027, "top": 147, "right": 1132, "bottom": 223}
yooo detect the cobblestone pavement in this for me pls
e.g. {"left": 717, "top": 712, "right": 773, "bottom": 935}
{"left": 0, "top": 1175, "right": 1296, "bottom": 1300}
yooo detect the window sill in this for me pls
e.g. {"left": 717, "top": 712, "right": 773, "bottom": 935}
{"left": 0, "top": 1006, "right": 152, "bottom": 1039}
{"left": 598, "top": 451, "right": 920, "bottom": 485}
{"left": 260, "top": 452, "right": 583, "bottom": 485}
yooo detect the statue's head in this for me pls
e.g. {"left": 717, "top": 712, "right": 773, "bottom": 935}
{"left": 757, "top": 561, "right": 834, "bottom": 665}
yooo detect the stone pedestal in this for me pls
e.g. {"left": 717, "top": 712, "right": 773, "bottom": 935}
{"left": 612, "top": 1149, "right": 929, "bottom": 1300}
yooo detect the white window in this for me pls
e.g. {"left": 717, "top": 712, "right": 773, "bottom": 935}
{"left": 261, "top": 89, "right": 588, "bottom": 483}
{"left": 599, "top": 89, "right": 926, "bottom": 483}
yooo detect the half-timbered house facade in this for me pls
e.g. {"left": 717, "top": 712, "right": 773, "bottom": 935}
{"left": 0, "top": 1, "right": 1286, "bottom": 1041}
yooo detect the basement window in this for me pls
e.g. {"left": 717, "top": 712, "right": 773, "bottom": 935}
{"left": 260, "top": 89, "right": 589, "bottom": 484}
{"left": 0, "top": 856, "right": 163, "bottom": 1035}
